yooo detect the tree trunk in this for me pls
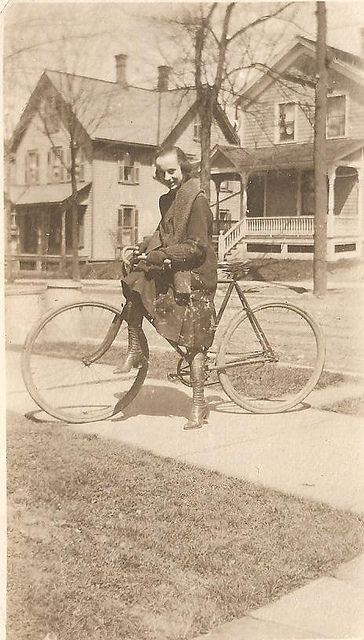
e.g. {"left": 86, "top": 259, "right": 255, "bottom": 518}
{"left": 313, "top": 1, "right": 328, "bottom": 297}
{"left": 4, "top": 152, "right": 14, "bottom": 283}
{"left": 199, "top": 88, "right": 213, "bottom": 201}
{"left": 70, "top": 140, "right": 80, "bottom": 281}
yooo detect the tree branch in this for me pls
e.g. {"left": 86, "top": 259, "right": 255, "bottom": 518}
{"left": 227, "top": 3, "right": 293, "bottom": 45}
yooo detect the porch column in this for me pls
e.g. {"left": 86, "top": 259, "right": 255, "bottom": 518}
{"left": 327, "top": 167, "right": 336, "bottom": 260}
{"left": 36, "top": 213, "right": 43, "bottom": 272}
{"left": 60, "top": 209, "right": 66, "bottom": 270}
{"left": 10, "top": 211, "right": 20, "bottom": 271}
{"left": 213, "top": 177, "right": 221, "bottom": 222}
{"left": 296, "top": 170, "right": 302, "bottom": 217}
{"left": 239, "top": 171, "right": 248, "bottom": 218}
{"left": 327, "top": 167, "right": 336, "bottom": 234}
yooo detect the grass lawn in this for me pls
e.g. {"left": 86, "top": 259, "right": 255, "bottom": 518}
{"left": 322, "top": 396, "right": 364, "bottom": 417}
{"left": 7, "top": 411, "right": 364, "bottom": 640}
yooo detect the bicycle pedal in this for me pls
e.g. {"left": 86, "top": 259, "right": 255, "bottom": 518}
{"left": 167, "top": 373, "right": 179, "bottom": 383}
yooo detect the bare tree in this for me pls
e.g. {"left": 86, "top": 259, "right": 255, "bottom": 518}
{"left": 151, "top": 2, "right": 295, "bottom": 199}
{"left": 4, "top": 9, "right": 115, "bottom": 280}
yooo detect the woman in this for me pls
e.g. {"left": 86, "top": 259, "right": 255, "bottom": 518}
{"left": 119, "top": 146, "right": 217, "bottom": 430}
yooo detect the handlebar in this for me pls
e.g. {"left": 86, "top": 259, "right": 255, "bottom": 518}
{"left": 120, "top": 245, "right": 171, "bottom": 268}
{"left": 120, "top": 245, "right": 139, "bottom": 265}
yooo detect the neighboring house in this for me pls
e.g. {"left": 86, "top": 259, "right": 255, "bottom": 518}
{"left": 9, "top": 55, "right": 239, "bottom": 272}
{"left": 211, "top": 36, "right": 364, "bottom": 261}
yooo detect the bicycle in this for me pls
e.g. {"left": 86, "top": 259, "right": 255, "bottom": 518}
{"left": 21, "top": 248, "right": 325, "bottom": 424}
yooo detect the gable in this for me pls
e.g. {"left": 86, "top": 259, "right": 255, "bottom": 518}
{"left": 237, "top": 38, "right": 364, "bottom": 106}
{"left": 12, "top": 67, "right": 238, "bottom": 159}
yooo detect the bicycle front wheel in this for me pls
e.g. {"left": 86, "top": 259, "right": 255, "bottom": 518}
{"left": 217, "top": 303, "right": 325, "bottom": 413}
{"left": 22, "top": 301, "right": 148, "bottom": 423}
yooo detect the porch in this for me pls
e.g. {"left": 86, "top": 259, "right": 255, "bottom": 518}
{"left": 210, "top": 140, "right": 364, "bottom": 261}
{"left": 9, "top": 183, "right": 91, "bottom": 272}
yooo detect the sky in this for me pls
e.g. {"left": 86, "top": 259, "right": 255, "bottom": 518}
{"left": 3, "top": 1, "right": 364, "bottom": 132}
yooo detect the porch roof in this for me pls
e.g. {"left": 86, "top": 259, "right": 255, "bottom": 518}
{"left": 10, "top": 182, "right": 91, "bottom": 206}
{"left": 211, "top": 139, "right": 364, "bottom": 174}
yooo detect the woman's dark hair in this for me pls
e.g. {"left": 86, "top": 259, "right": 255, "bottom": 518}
{"left": 154, "top": 146, "right": 194, "bottom": 183}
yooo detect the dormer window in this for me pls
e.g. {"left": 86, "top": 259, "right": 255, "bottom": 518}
{"left": 278, "top": 103, "right": 295, "bottom": 142}
{"left": 327, "top": 95, "right": 346, "bottom": 138}
{"left": 193, "top": 115, "right": 201, "bottom": 142}
{"left": 118, "top": 151, "right": 139, "bottom": 184}
{"left": 25, "top": 150, "right": 39, "bottom": 184}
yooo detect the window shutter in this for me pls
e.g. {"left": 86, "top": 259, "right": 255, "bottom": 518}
{"left": 134, "top": 209, "right": 139, "bottom": 244}
{"left": 134, "top": 164, "right": 140, "bottom": 184}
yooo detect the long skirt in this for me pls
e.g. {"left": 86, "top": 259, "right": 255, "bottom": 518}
{"left": 122, "top": 268, "right": 216, "bottom": 349}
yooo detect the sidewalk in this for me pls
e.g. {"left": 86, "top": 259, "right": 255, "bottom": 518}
{"left": 6, "top": 349, "right": 364, "bottom": 639}
{"left": 194, "top": 554, "right": 364, "bottom": 639}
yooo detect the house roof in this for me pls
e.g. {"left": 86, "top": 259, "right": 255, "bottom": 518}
{"left": 299, "top": 36, "right": 364, "bottom": 72}
{"left": 12, "top": 70, "right": 239, "bottom": 150}
{"left": 211, "top": 139, "right": 364, "bottom": 173}
{"left": 236, "top": 36, "right": 364, "bottom": 105}
{"left": 10, "top": 182, "right": 91, "bottom": 206}
{"left": 45, "top": 71, "right": 200, "bottom": 146}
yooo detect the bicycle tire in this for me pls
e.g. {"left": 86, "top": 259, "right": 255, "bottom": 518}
{"left": 217, "top": 302, "right": 325, "bottom": 413}
{"left": 22, "top": 301, "right": 148, "bottom": 423}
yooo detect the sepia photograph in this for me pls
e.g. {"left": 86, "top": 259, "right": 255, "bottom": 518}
{"left": 2, "top": 0, "right": 364, "bottom": 638}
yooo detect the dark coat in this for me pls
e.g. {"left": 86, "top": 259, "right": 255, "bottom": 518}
{"left": 122, "top": 178, "right": 217, "bottom": 348}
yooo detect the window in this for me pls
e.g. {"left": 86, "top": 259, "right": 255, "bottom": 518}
{"left": 278, "top": 103, "right": 295, "bottom": 142}
{"left": 47, "top": 147, "right": 71, "bottom": 183}
{"left": 327, "top": 95, "right": 346, "bottom": 138}
{"left": 76, "top": 147, "right": 86, "bottom": 182}
{"left": 220, "top": 180, "right": 232, "bottom": 192}
{"left": 25, "top": 150, "right": 39, "bottom": 184}
{"left": 193, "top": 115, "right": 201, "bottom": 142}
{"left": 118, "top": 152, "right": 139, "bottom": 184}
{"left": 118, "top": 206, "right": 138, "bottom": 246}
{"left": 48, "top": 147, "right": 63, "bottom": 183}
{"left": 40, "top": 95, "right": 60, "bottom": 134}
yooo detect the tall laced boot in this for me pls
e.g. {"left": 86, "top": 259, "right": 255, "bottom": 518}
{"left": 115, "top": 325, "right": 145, "bottom": 374}
{"left": 183, "top": 351, "right": 209, "bottom": 430}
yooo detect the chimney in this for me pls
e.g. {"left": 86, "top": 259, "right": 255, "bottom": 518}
{"left": 157, "top": 65, "right": 171, "bottom": 91}
{"left": 115, "top": 54, "right": 128, "bottom": 88}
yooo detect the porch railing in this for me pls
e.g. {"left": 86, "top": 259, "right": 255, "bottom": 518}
{"left": 218, "top": 214, "right": 362, "bottom": 259}
{"left": 246, "top": 216, "right": 315, "bottom": 235}
{"left": 219, "top": 216, "right": 316, "bottom": 258}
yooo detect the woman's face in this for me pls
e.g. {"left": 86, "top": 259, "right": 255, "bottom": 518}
{"left": 155, "top": 150, "right": 183, "bottom": 190}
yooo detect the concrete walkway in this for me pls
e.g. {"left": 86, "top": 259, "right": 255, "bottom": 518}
{"left": 6, "top": 349, "right": 364, "bottom": 639}
{"left": 194, "top": 554, "right": 364, "bottom": 639}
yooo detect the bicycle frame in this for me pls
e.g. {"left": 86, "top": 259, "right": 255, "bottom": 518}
{"left": 159, "top": 273, "right": 277, "bottom": 372}
{"left": 92, "top": 251, "right": 278, "bottom": 376}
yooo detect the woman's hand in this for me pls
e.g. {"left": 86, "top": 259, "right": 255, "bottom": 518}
{"left": 146, "top": 249, "right": 167, "bottom": 266}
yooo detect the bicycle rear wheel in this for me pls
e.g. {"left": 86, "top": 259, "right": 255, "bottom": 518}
{"left": 217, "top": 303, "right": 325, "bottom": 413}
{"left": 22, "top": 301, "right": 148, "bottom": 423}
